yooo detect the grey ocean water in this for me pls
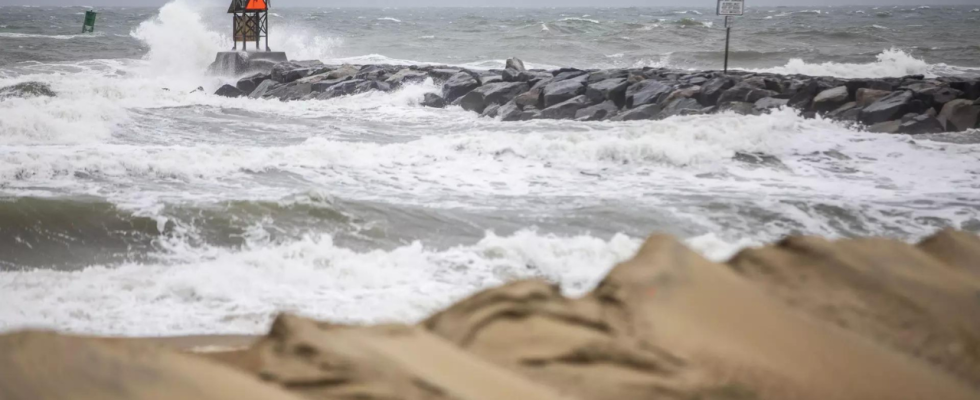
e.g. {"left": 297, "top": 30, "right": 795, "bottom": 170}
{"left": 1, "top": 2, "right": 979, "bottom": 335}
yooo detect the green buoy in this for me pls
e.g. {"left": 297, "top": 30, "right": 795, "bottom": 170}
{"left": 82, "top": 10, "right": 97, "bottom": 33}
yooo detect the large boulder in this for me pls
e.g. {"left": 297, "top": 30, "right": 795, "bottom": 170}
{"left": 552, "top": 68, "right": 588, "bottom": 82}
{"left": 214, "top": 84, "right": 245, "bottom": 98}
{"left": 0, "top": 81, "right": 56, "bottom": 98}
{"left": 610, "top": 104, "right": 662, "bottom": 121}
{"left": 950, "top": 81, "right": 980, "bottom": 101}
{"left": 717, "top": 84, "right": 777, "bottom": 106}
{"left": 442, "top": 72, "right": 481, "bottom": 104}
{"left": 754, "top": 97, "right": 789, "bottom": 111}
{"left": 626, "top": 80, "right": 673, "bottom": 108}
{"left": 315, "top": 79, "right": 366, "bottom": 99}
{"left": 498, "top": 100, "right": 524, "bottom": 121}
{"left": 421, "top": 93, "right": 446, "bottom": 108}
{"left": 542, "top": 79, "right": 587, "bottom": 108}
{"left": 812, "top": 86, "right": 850, "bottom": 113}
{"left": 585, "top": 78, "right": 629, "bottom": 107}
{"left": 427, "top": 68, "right": 461, "bottom": 82}
{"left": 860, "top": 90, "right": 914, "bottom": 125}
{"left": 354, "top": 80, "right": 391, "bottom": 93}
{"left": 248, "top": 79, "right": 278, "bottom": 98}
{"left": 659, "top": 97, "right": 702, "bottom": 118}
{"left": 356, "top": 65, "right": 390, "bottom": 81}
{"left": 459, "top": 82, "right": 529, "bottom": 113}
{"left": 938, "top": 99, "right": 980, "bottom": 132}
{"left": 236, "top": 73, "right": 270, "bottom": 95}
{"left": 505, "top": 57, "right": 526, "bottom": 72}
{"left": 898, "top": 114, "right": 945, "bottom": 134}
{"left": 658, "top": 86, "right": 702, "bottom": 108}
{"left": 856, "top": 88, "right": 891, "bottom": 108}
{"left": 271, "top": 60, "right": 324, "bottom": 83}
{"left": 698, "top": 77, "right": 736, "bottom": 106}
{"left": 385, "top": 69, "right": 428, "bottom": 88}
{"left": 324, "top": 64, "right": 359, "bottom": 80}
{"left": 916, "top": 86, "right": 963, "bottom": 110}
{"left": 588, "top": 69, "right": 629, "bottom": 84}
{"left": 310, "top": 77, "right": 353, "bottom": 93}
{"left": 574, "top": 100, "right": 619, "bottom": 121}
{"left": 540, "top": 95, "right": 590, "bottom": 119}
{"left": 786, "top": 80, "right": 823, "bottom": 110}
{"left": 845, "top": 79, "right": 895, "bottom": 98}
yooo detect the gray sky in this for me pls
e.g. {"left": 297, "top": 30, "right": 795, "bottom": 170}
{"left": 2, "top": 0, "right": 975, "bottom": 6}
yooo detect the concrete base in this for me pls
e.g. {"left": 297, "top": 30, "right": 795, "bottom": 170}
{"left": 208, "top": 51, "right": 288, "bottom": 76}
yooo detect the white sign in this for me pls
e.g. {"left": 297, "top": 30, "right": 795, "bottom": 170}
{"left": 724, "top": 15, "right": 735, "bottom": 28}
{"left": 717, "top": 0, "right": 744, "bottom": 16}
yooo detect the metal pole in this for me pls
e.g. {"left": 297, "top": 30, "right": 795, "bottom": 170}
{"left": 723, "top": 26, "right": 731, "bottom": 73}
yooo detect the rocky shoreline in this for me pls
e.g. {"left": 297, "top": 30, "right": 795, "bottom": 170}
{"left": 213, "top": 57, "right": 980, "bottom": 134}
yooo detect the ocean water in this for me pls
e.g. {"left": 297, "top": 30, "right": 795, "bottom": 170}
{"left": 1, "top": 1, "right": 979, "bottom": 336}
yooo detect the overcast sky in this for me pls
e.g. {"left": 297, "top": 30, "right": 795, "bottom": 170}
{"left": 1, "top": 0, "right": 975, "bottom": 7}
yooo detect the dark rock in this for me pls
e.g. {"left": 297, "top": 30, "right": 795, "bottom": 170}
{"left": 938, "top": 99, "right": 980, "bottom": 132}
{"left": 356, "top": 65, "right": 394, "bottom": 81}
{"left": 428, "top": 68, "right": 461, "bottom": 82}
{"left": 845, "top": 79, "right": 895, "bottom": 98}
{"left": 310, "top": 78, "right": 352, "bottom": 93}
{"left": 542, "top": 79, "right": 587, "bottom": 108}
{"left": 683, "top": 76, "right": 709, "bottom": 86}
{"left": 323, "top": 65, "right": 359, "bottom": 80}
{"left": 482, "top": 76, "right": 504, "bottom": 85}
{"left": 354, "top": 80, "right": 391, "bottom": 93}
{"left": 481, "top": 103, "right": 502, "bottom": 118}
{"left": 552, "top": 68, "right": 586, "bottom": 81}
{"left": 917, "top": 86, "right": 962, "bottom": 109}
{"left": 698, "top": 77, "right": 736, "bottom": 106}
{"left": 585, "top": 78, "right": 629, "bottom": 108}
{"left": 315, "top": 79, "right": 365, "bottom": 99}
{"left": 588, "top": 69, "right": 629, "bottom": 84}
{"left": 442, "top": 72, "right": 481, "bottom": 104}
{"left": 860, "top": 90, "right": 914, "bottom": 125}
{"left": 658, "top": 86, "right": 702, "bottom": 108}
{"left": 610, "top": 104, "right": 662, "bottom": 121}
{"left": 856, "top": 88, "right": 891, "bottom": 108}
{"left": 626, "top": 80, "right": 673, "bottom": 108}
{"left": 0, "top": 81, "right": 56, "bottom": 98}
{"left": 754, "top": 97, "right": 789, "bottom": 111}
{"left": 787, "top": 80, "right": 823, "bottom": 110}
{"left": 214, "top": 84, "right": 245, "bottom": 98}
{"left": 385, "top": 69, "right": 428, "bottom": 88}
{"left": 812, "top": 86, "right": 850, "bottom": 113}
{"left": 718, "top": 84, "right": 777, "bottom": 106}
{"left": 541, "top": 95, "right": 590, "bottom": 119}
{"left": 248, "top": 80, "right": 277, "bottom": 98}
{"left": 519, "top": 110, "right": 542, "bottom": 121}
{"left": 868, "top": 120, "right": 901, "bottom": 134}
{"left": 515, "top": 87, "right": 545, "bottom": 110}
{"left": 626, "top": 73, "right": 646, "bottom": 85}
{"left": 498, "top": 101, "right": 524, "bottom": 121}
{"left": 720, "top": 102, "right": 758, "bottom": 115}
{"left": 421, "top": 93, "right": 446, "bottom": 108}
{"left": 271, "top": 60, "right": 324, "bottom": 83}
{"left": 502, "top": 68, "right": 525, "bottom": 82}
{"left": 459, "top": 82, "right": 530, "bottom": 113}
{"left": 898, "top": 114, "right": 944, "bottom": 134}
{"left": 505, "top": 58, "right": 526, "bottom": 72}
{"left": 949, "top": 81, "right": 980, "bottom": 101}
{"left": 575, "top": 100, "right": 619, "bottom": 121}
{"left": 659, "top": 97, "right": 702, "bottom": 118}
{"left": 236, "top": 73, "right": 269, "bottom": 95}
{"left": 827, "top": 102, "right": 857, "bottom": 119}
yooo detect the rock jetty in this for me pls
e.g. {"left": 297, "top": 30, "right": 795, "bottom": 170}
{"left": 3, "top": 229, "right": 980, "bottom": 400}
{"left": 214, "top": 57, "right": 980, "bottom": 134}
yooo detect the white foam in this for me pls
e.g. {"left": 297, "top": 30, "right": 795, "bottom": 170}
{"left": 558, "top": 17, "right": 600, "bottom": 24}
{"left": 0, "top": 230, "right": 647, "bottom": 335}
{"left": 750, "top": 48, "right": 940, "bottom": 79}
{"left": 0, "top": 32, "right": 105, "bottom": 40}
{"left": 377, "top": 17, "right": 402, "bottom": 23}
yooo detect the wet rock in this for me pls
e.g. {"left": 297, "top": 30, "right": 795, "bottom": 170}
{"left": 355, "top": 80, "right": 391, "bottom": 93}
{"left": 482, "top": 75, "right": 504, "bottom": 85}
{"left": 248, "top": 80, "right": 277, "bottom": 98}
{"left": 505, "top": 57, "right": 526, "bottom": 72}
{"left": 698, "top": 77, "right": 736, "bottom": 106}
{"left": 0, "top": 81, "right": 56, "bottom": 98}
{"left": 515, "top": 87, "right": 544, "bottom": 109}
{"left": 481, "top": 103, "right": 502, "bottom": 118}
{"left": 356, "top": 65, "right": 390, "bottom": 81}
{"left": 917, "top": 86, "right": 962, "bottom": 110}
{"left": 812, "top": 86, "right": 850, "bottom": 113}
{"left": 519, "top": 109, "right": 542, "bottom": 121}
{"left": 214, "top": 84, "right": 245, "bottom": 98}
{"left": 428, "top": 68, "right": 461, "bottom": 82}
{"left": 460, "top": 82, "right": 529, "bottom": 113}
{"left": 588, "top": 69, "right": 629, "bottom": 84}
{"left": 720, "top": 101, "right": 758, "bottom": 115}
{"left": 442, "top": 72, "right": 481, "bottom": 104}
{"left": 659, "top": 97, "right": 701, "bottom": 118}
{"left": 949, "top": 81, "right": 980, "bottom": 101}
{"left": 542, "top": 79, "right": 587, "bottom": 108}
{"left": 718, "top": 84, "right": 777, "bottom": 106}
{"left": 610, "top": 104, "right": 661, "bottom": 121}
{"left": 315, "top": 79, "right": 365, "bottom": 99}
{"left": 860, "top": 90, "right": 914, "bottom": 125}
{"left": 541, "top": 95, "right": 590, "bottom": 119}
{"left": 754, "top": 97, "right": 789, "bottom": 111}
{"left": 787, "top": 80, "right": 823, "bottom": 110}
{"left": 552, "top": 68, "right": 587, "bottom": 82}
{"left": 385, "top": 69, "right": 428, "bottom": 88}
{"left": 658, "top": 86, "right": 702, "bottom": 108}
{"left": 856, "top": 88, "right": 891, "bottom": 108}
{"left": 323, "top": 64, "right": 359, "bottom": 80}
{"left": 626, "top": 80, "right": 673, "bottom": 108}
{"left": 868, "top": 120, "right": 901, "bottom": 134}
{"left": 846, "top": 79, "right": 895, "bottom": 98}
{"left": 421, "top": 93, "right": 446, "bottom": 108}
{"left": 236, "top": 73, "right": 269, "bottom": 95}
{"left": 585, "top": 78, "right": 629, "bottom": 107}
{"left": 898, "top": 114, "right": 945, "bottom": 134}
{"left": 827, "top": 101, "right": 857, "bottom": 118}
{"left": 575, "top": 100, "right": 619, "bottom": 121}
{"left": 498, "top": 100, "right": 523, "bottom": 121}
{"left": 502, "top": 68, "right": 524, "bottom": 82}
{"left": 271, "top": 60, "right": 324, "bottom": 83}
{"left": 310, "top": 77, "right": 352, "bottom": 93}
{"left": 938, "top": 99, "right": 980, "bottom": 132}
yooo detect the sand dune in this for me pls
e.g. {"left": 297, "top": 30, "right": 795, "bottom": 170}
{"left": 2, "top": 230, "right": 980, "bottom": 400}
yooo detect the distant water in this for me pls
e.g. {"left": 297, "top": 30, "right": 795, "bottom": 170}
{"left": 1, "top": 1, "right": 979, "bottom": 336}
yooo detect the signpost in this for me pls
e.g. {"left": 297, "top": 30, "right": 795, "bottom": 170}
{"left": 717, "top": 0, "right": 744, "bottom": 73}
